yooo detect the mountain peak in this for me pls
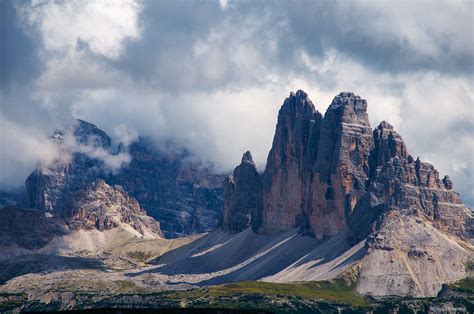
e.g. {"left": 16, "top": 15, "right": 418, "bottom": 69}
{"left": 289, "top": 89, "right": 309, "bottom": 99}
{"left": 281, "top": 89, "right": 316, "bottom": 116}
{"left": 377, "top": 120, "right": 394, "bottom": 130}
{"left": 74, "top": 119, "right": 111, "bottom": 147}
{"left": 223, "top": 151, "right": 262, "bottom": 233}
{"left": 328, "top": 91, "right": 367, "bottom": 110}
{"left": 241, "top": 151, "right": 255, "bottom": 165}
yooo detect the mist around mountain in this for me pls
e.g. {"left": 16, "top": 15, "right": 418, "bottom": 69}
{"left": 0, "top": 91, "right": 472, "bottom": 313}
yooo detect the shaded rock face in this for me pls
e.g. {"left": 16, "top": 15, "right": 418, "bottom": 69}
{"left": 67, "top": 179, "right": 163, "bottom": 238}
{"left": 0, "top": 207, "right": 69, "bottom": 250}
{"left": 260, "top": 90, "right": 322, "bottom": 233}
{"left": 25, "top": 120, "right": 224, "bottom": 238}
{"left": 227, "top": 90, "right": 472, "bottom": 244}
{"left": 106, "top": 138, "right": 224, "bottom": 238}
{"left": 222, "top": 151, "right": 262, "bottom": 233}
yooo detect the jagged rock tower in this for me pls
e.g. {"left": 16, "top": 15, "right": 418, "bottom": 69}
{"left": 223, "top": 151, "right": 262, "bottom": 232}
{"left": 223, "top": 90, "right": 472, "bottom": 241}
{"left": 221, "top": 90, "right": 473, "bottom": 297}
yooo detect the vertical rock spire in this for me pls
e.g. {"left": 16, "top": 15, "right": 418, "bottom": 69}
{"left": 222, "top": 151, "right": 262, "bottom": 233}
{"left": 369, "top": 120, "right": 408, "bottom": 179}
{"left": 307, "top": 92, "right": 374, "bottom": 237}
{"left": 259, "top": 90, "right": 322, "bottom": 233}
{"left": 223, "top": 90, "right": 471, "bottom": 245}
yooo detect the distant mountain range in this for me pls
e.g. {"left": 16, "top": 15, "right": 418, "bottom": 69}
{"left": 24, "top": 119, "right": 224, "bottom": 238}
{"left": 0, "top": 90, "right": 472, "bottom": 312}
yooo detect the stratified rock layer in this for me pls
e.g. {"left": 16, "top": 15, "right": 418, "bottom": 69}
{"left": 308, "top": 92, "right": 374, "bottom": 238}
{"left": 258, "top": 91, "right": 376, "bottom": 237}
{"left": 222, "top": 151, "right": 262, "bottom": 232}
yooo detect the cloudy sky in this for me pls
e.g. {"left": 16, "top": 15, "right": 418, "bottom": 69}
{"left": 1, "top": 0, "right": 473, "bottom": 206}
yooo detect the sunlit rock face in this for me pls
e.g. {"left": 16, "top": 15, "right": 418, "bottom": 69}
{"left": 258, "top": 91, "right": 375, "bottom": 238}
{"left": 349, "top": 149, "right": 473, "bottom": 243}
{"left": 225, "top": 90, "right": 472, "bottom": 243}
{"left": 308, "top": 92, "right": 374, "bottom": 238}
{"left": 25, "top": 120, "right": 224, "bottom": 238}
{"left": 67, "top": 179, "right": 163, "bottom": 238}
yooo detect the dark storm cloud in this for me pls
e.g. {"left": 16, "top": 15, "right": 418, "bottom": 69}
{"left": 110, "top": 0, "right": 474, "bottom": 94}
{"left": 275, "top": 1, "right": 474, "bottom": 77}
{"left": 0, "top": 1, "right": 42, "bottom": 90}
{"left": 115, "top": 0, "right": 223, "bottom": 85}
{"left": 113, "top": 0, "right": 291, "bottom": 92}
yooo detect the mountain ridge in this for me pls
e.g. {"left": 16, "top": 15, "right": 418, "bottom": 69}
{"left": 220, "top": 90, "right": 473, "bottom": 297}
{"left": 24, "top": 121, "right": 225, "bottom": 238}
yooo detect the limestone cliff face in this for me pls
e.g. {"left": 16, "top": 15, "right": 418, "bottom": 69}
{"left": 369, "top": 121, "right": 408, "bottom": 179}
{"left": 25, "top": 120, "right": 224, "bottom": 238}
{"left": 220, "top": 89, "right": 472, "bottom": 298}
{"left": 222, "top": 151, "right": 262, "bottom": 233}
{"left": 349, "top": 148, "right": 473, "bottom": 242}
{"left": 226, "top": 90, "right": 472, "bottom": 244}
{"left": 106, "top": 138, "right": 224, "bottom": 238}
{"left": 308, "top": 92, "right": 374, "bottom": 238}
{"left": 68, "top": 179, "right": 163, "bottom": 238}
{"left": 260, "top": 90, "right": 322, "bottom": 233}
{"left": 258, "top": 91, "right": 374, "bottom": 237}
{"left": 26, "top": 120, "right": 109, "bottom": 216}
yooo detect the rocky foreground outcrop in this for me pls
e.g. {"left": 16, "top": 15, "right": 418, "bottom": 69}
{"left": 25, "top": 120, "right": 224, "bottom": 238}
{"left": 222, "top": 90, "right": 473, "bottom": 297}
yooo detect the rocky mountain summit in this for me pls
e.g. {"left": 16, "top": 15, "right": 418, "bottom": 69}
{"left": 25, "top": 120, "right": 224, "bottom": 238}
{"left": 222, "top": 90, "right": 473, "bottom": 297}
{"left": 224, "top": 90, "right": 472, "bottom": 240}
